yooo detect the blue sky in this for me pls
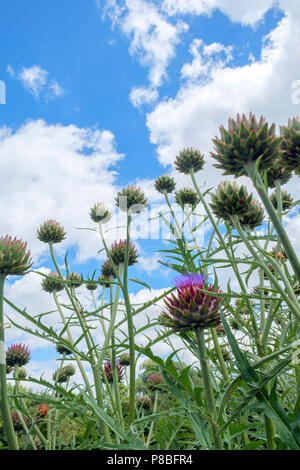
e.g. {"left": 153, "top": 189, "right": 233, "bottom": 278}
{"left": 1, "top": 0, "right": 299, "bottom": 370}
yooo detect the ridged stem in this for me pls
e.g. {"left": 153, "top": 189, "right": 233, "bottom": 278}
{"left": 0, "top": 275, "right": 19, "bottom": 450}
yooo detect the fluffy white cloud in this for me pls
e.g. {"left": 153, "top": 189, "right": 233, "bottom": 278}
{"left": 0, "top": 120, "right": 123, "bottom": 263}
{"left": 7, "top": 65, "right": 64, "bottom": 100}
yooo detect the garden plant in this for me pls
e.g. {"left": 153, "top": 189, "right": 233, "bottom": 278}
{"left": 0, "top": 113, "right": 300, "bottom": 451}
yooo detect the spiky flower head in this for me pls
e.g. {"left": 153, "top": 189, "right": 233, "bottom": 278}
{"left": 136, "top": 394, "right": 152, "bottom": 411}
{"left": 154, "top": 174, "right": 176, "bottom": 194}
{"left": 115, "top": 186, "right": 147, "bottom": 214}
{"left": 64, "top": 364, "right": 76, "bottom": 378}
{"left": 147, "top": 373, "right": 164, "bottom": 390}
{"left": 109, "top": 240, "right": 138, "bottom": 266}
{"left": 271, "top": 246, "right": 287, "bottom": 263}
{"left": 280, "top": 117, "right": 300, "bottom": 175}
{"left": 67, "top": 272, "right": 83, "bottom": 289}
{"left": 238, "top": 199, "right": 264, "bottom": 230}
{"left": 85, "top": 279, "right": 98, "bottom": 291}
{"left": 210, "top": 181, "right": 253, "bottom": 221}
{"left": 261, "top": 163, "right": 293, "bottom": 188}
{"left": 10, "top": 412, "right": 28, "bottom": 431}
{"left": 101, "top": 361, "right": 124, "bottom": 383}
{"left": 53, "top": 364, "right": 76, "bottom": 383}
{"left": 160, "top": 273, "right": 222, "bottom": 332}
{"left": 175, "top": 148, "right": 205, "bottom": 174}
{"left": 270, "top": 190, "right": 294, "bottom": 212}
{"left": 56, "top": 338, "right": 73, "bottom": 356}
{"left": 6, "top": 343, "right": 30, "bottom": 367}
{"left": 37, "top": 220, "right": 66, "bottom": 244}
{"left": 90, "top": 203, "right": 112, "bottom": 224}
{"left": 0, "top": 236, "right": 33, "bottom": 276}
{"left": 118, "top": 352, "right": 130, "bottom": 366}
{"left": 41, "top": 272, "right": 64, "bottom": 293}
{"left": 15, "top": 367, "right": 27, "bottom": 379}
{"left": 36, "top": 404, "right": 49, "bottom": 419}
{"left": 211, "top": 113, "right": 282, "bottom": 177}
{"left": 100, "top": 260, "right": 116, "bottom": 281}
{"left": 175, "top": 188, "right": 200, "bottom": 208}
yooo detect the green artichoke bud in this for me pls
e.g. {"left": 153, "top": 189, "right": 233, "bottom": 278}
{"left": 56, "top": 338, "right": 73, "bottom": 356}
{"left": 64, "top": 364, "right": 76, "bottom": 377}
{"left": 211, "top": 113, "right": 282, "bottom": 177}
{"left": 210, "top": 181, "right": 253, "bottom": 220}
{"left": 175, "top": 148, "right": 205, "bottom": 174}
{"left": 67, "top": 272, "right": 83, "bottom": 289}
{"left": 53, "top": 364, "right": 76, "bottom": 383}
{"left": 0, "top": 236, "right": 33, "bottom": 276}
{"left": 280, "top": 117, "right": 300, "bottom": 174}
{"left": 154, "top": 175, "right": 176, "bottom": 194}
{"left": 37, "top": 220, "right": 66, "bottom": 244}
{"left": 175, "top": 188, "right": 200, "bottom": 208}
{"left": 90, "top": 203, "right": 112, "bottom": 224}
{"left": 261, "top": 163, "right": 293, "bottom": 188}
{"left": 270, "top": 190, "right": 294, "bottom": 211}
{"left": 85, "top": 279, "right": 98, "bottom": 291}
{"left": 41, "top": 271, "right": 64, "bottom": 293}
{"left": 115, "top": 186, "right": 147, "bottom": 214}
{"left": 109, "top": 240, "right": 138, "bottom": 266}
{"left": 118, "top": 352, "right": 130, "bottom": 366}
{"left": 147, "top": 373, "right": 164, "bottom": 391}
{"left": 238, "top": 199, "right": 264, "bottom": 230}
{"left": 100, "top": 260, "right": 116, "bottom": 279}
{"left": 15, "top": 367, "right": 27, "bottom": 379}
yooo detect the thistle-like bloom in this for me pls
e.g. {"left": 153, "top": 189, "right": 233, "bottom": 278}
{"left": 160, "top": 273, "right": 222, "bottom": 332}
{"left": 85, "top": 279, "right": 98, "bottom": 291}
{"left": 118, "top": 352, "right": 130, "bottom": 366}
{"left": 136, "top": 394, "right": 152, "bottom": 411}
{"left": 100, "top": 260, "right": 116, "bottom": 280}
{"left": 56, "top": 338, "right": 73, "bottom": 356}
{"left": 175, "top": 148, "right": 205, "bottom": 174}
{"left": 0, "top": 236, "right": 33, "bottom": 276}
{"left": 101, "top": 361, "right": 124, "bottom": 383}
{"left": 261, "top": 163, "right": 293, "bottom": 189}
{"left": 37, "top": 220, "right": 66, "bottom": 244}
{"left": 53, "top": 364, "right": 76, "bottom": 383}
{"left": 211, "top": 113, "right": 282, "bottom": 177}
{"left": 6, "top": 343, "right": 30, "bottom": 367}
{"left": 175, "top": 188, "right": 200, "bottom": 208}
{"left": 154, "top": 175, "right": 176, "bottom": 194}
{"left": 109, "top": 240, "right": 138, "bottom": 266}
{"left": 67, "top": 272, "right": 83, "bottom": 289}
{"left": 115, "top": 186, "right": 147, "bottom": 214}
{"left": 36, "top": 404, "right": 49, "bottom": 419}
{"left": 41, "top": 272, "right": 64, "bottom": 293}
{"left": 90, "top": 202, "right": 112, "bottom": 224}
{"left": 147, "top": 373, "right": 164, "bottom": 390}
{"left": 280, "top": 117, "right": 300, "bottom": 175}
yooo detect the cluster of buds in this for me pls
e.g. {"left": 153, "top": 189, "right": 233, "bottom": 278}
{"left": 154, "top": 175, "right": 176, "bottom": 194}
{"left": 101, "top": 361, "right": 124, "bottom": 383}
{"left": 174, "top": 148, "right": 205, "bottom": 174}
{"left": 115, "top": 186, "right": 147, "bottom": 214}
{"left": 0, "top": 236, "right": 33, "bottom": 276}
{"left": 90, "top": 203, "right": 112, "bottom": 224}
{"left": 160, "top": 273, "right": 222, "bottom": 333}
{"left": 136, "top": 394, "right": 152, "bottom": 411}
{"left": 37, "top": 220, "right": 66, "bottom": 244}
{"left": 109, "top": 240, "right": 138, "bottom": 267}
{"left": 41, "top": 272, "right": 64, "bottom": 293}
{"left": 211, "top": 113, "right": 282, "bottom": 177}
{"left": 6, "top": 343, "right": 30, "bottom": 367}
{"left": 53, "top": 364, "right": 76, "bottom": 383}
{"left": 147, "top": 373, "right": 164, "bottom": 391}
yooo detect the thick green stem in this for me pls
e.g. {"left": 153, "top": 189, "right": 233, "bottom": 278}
{"left": 0, "top": 275, "right": 19, "bottom": 450}
{"left": 195, "top": 328, "right": 222, "bottom": 449}
{"left": 211, "top": 328, "right": 229, "bottom": 384}
{"left": 245, "top": 163, "right": 300, "bottom": 283}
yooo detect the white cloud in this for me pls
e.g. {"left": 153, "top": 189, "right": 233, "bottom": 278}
{"left": 0, "top": 120, "right": 123, "bottom": 264}
{"left": 9, "top": 65, "right": 64, "bottom": 100}
{"left": 130, "top": 86, "right": 158, "bottom": 108}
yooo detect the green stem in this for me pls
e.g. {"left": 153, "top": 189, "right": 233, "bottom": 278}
{"left": 211, "top": 328, "right": 229, "bottom": 384}
{"left": 195, "top": 328, "right": 222, "bottom": 449}
{"left": 0, "top": 275, "right": 19, "bottom": 450}
{"left": 245, "top": 163, "right": 300, "bottom": 283}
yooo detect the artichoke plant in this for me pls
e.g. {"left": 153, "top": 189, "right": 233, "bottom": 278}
{"left": 37, "top": 220, "right": 66, "bottom": 244}
{"left": 115, "top": 186, "right": 147, "bottom": 213}
{"left": 90, "top": 202, "right": 112, "bottom": 224}
{"left": 41, "top": 272, "right": 64, "bottom": 293}
{"left": 109, "top": 240, "right": 138, "bottom": 267}
{"left": 175, "top": 148, "right": 205, "bottom": 174}
{"left": 154, "top": 174, "right": 176, "bottom": 194}
{"left": 0, "top": 236, "right": 33, "bottom": 276}
{"left": 6, "top": 343, "right": 30, "bottom": 367}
